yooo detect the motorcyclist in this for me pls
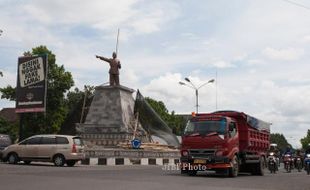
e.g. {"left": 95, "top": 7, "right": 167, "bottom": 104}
{"left": 305, "top": 144, "right": 310, "bottom": 155}
{"left": 294, "top": 149, "right": 303, "bottom": 168}
{"left": 303, "top": 144, "right": 310, "bottom": 170}
{"left": 283, "top": 145, "right": 293, "bottom": 168}
{"left": 284, "top": 145, "right": 293, "bottom": 155}
{"left": 268, "top": 144, "right": 280, "bottom": 167}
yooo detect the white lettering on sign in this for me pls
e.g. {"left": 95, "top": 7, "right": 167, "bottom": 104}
{"left": 19, "top": 57, "right": 44, "bottom": 87}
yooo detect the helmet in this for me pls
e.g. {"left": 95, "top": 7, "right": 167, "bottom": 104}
{"left": 270, "top": 143, "right": 278, "bottom": 147}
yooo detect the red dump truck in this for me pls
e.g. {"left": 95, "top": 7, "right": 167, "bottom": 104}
{"left": 180, "top": 111, "right": 270, "bottom": 177}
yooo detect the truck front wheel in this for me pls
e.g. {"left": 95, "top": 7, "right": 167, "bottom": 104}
{"left": 229, "top": 155, "right": 239, "bottom": 177}
{"left": 188, "top": 169, "right": 197, "bottom": 176}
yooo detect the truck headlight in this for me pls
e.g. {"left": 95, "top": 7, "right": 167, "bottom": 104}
{"left": 181, "top": 150, "right": 188, "bottom": 157}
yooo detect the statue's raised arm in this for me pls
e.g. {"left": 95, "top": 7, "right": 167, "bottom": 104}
{"left": 96, "top": 52, "right": 121, "bottom": 86}
{"left": 95, "top": 55, "right": 110, "bottom": 63}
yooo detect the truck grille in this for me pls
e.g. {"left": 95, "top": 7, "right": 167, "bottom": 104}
{"left": 189, "top": 149, "right": 216, "bottom": 158}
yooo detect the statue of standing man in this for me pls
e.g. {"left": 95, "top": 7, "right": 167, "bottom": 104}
{"left": 96, "top": 52, "right": 121, "bottom": 86}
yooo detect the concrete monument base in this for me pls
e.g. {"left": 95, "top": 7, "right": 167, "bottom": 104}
{"left": 76, "top": 85, "right": 147, "bottom": 147}
{"left": 76, "top": 84, "right": 180, "bottom": 165}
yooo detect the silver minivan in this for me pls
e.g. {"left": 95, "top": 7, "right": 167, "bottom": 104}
{"left": 2, "top": 135, "right": 85, "bottom": 167}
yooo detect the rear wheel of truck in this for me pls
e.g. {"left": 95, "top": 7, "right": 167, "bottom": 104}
{"left": 252, "top": 157, "right": 265, "bottom": 176}
{"left": 229, "top": 155, "right": 239, "bottom": 177}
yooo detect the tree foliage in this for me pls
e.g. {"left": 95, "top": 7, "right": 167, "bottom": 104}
{"left": 0, "top": 117, "right": 18, "bottom": 142}
{"left": 270, "top": 133, "right": 291, "bottom": 152}
{"left": 300, "top": 129, "right": 310, "bottom": 150}
{"left": 0, "top": 85, "right": 15, "bottom": 100}
{"left": 145, "top": 97, "right": 187, "bottom": 135}
{"left": 0, "top": 46, "right": 74, "bottom": 139}
{"left": 60, "top": 86, "right": 94, "bottom": 135}
{"left": 65, "top": 86, "right": 95, "bottom": 113}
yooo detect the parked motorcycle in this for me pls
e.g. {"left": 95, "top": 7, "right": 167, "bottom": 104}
{"left": 267, "top": 152, "right": 277, "bottom": 173}
{"left": 283, "top": 154, "right": 293, "bottom": 173}
{"left": 305, "top": 154, "right": 310, "bottom": 175}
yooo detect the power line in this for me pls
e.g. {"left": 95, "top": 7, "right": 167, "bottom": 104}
{"left": 282, "top": 0, "right": 310, "bottom": 11}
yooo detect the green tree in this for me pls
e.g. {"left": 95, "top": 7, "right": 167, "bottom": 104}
{"left": 145, "top": 97, "right": 187, "bottom": 135}
{"left": 59, "top": 86, "right": 95, "bottom": 135}
{"left": 270, "top": 133, "right": 291, "bottom": 152}
{"left": 65, "top": 86, "right": 95, "bottom": 113}
{"left": 0, "top": 117, "right": 18, "bottom": 142}
{"left": 0, "top": 85, "right": 15, "bottom": 100}
{"left": 300, "top": 129, "right": 310, "bottom": 150}
{"left": 0, "top": 45, "right": 74, "bottom": 139}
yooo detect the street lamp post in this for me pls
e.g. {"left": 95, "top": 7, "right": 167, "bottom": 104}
{"left": 179, "top": 77, "right": 215, "bottom": 113}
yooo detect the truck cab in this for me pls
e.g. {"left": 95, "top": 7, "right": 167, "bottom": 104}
{"left": 180, "top": 111, "right": 270, "bottom": 177}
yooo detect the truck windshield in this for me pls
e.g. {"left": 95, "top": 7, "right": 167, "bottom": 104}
{"left": 184, "top": 120, "right": 227, "bottom": 136}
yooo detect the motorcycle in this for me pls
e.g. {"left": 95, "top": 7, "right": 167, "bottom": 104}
{"left": 295, "top": 156, "right": 302, "bottom": 172}
{"left": 283, "top": 154, "right": 293, "bottom": 173}
{"left": 305, "top": 154, "right": 310, "bottom": 175}
{"left": 267, "top": 152, "right": 277, "bottom": 173}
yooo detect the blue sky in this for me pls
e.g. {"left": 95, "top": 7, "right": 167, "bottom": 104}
{"left": 1, "top": 0, "right": 310, "bottom": 147}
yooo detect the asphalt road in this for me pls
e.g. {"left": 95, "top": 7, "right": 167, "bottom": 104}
{"left": 0, "top": 162, "right": 309, "bottom": 190}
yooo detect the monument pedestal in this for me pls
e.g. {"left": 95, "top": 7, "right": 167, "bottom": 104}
{"left": 76, "top": 84, "right": 179, "bottom": 164}
{"left": 76, "top": 85, "right": 146, "bottom": 147}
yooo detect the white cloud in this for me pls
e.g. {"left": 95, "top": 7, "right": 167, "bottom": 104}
{"left": 141, "top": 73, "right": 216, "bottom": 113}
{"left": 19, "top": 0, "right": 180, "bottom": 38}
{"left": 262, "top": 47, "right": 304, "bottom": 61}
{"left": 247, "top": 59, "right": 264, "bottom": 66}
{"left": 210, "top": 59, "right": 235, "bottom": 68}
{"left": 0, "top": 71, "right": 16, "bottom": 88}
{"left": 302, "top": 35, "right": 310, "bottom": 43}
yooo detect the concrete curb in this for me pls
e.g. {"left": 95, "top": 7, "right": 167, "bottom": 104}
{"left": 81, "top": 158, "right": 180, "bottom": 166}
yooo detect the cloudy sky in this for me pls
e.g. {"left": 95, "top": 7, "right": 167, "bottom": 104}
{"left": 1, "top": 0, "right": 310, "bottom": 147}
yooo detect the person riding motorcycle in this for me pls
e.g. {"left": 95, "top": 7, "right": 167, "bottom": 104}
{"left": 283, "top": 145, "right": 294, "bottom": 169}
{"left": 294, "top": 149, "right": 303, "bottom": 168}
{"left": 284, "top": 145, "right": 293, "bottom": 155}
{"left": 304, "top": 143, "right": 310, "bottom": 173}
{"left": 267, "top": 144, "right": 280, "bottom": 167}
{"left": 305, "top": 144, "right": 310, "bottom": 155}
{"left": 304, "top": 143, "right": 310, "bottom": 162}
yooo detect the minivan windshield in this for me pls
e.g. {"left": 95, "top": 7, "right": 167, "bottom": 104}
{"left": 184, "top": 119, "right": 227, "bottom": 136}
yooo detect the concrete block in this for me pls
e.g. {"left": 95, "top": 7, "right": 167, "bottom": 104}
{"left": 156, "top": 158, "right": 163, "bottom": 165}
{"left": 107, "top": 158, "right": 115, "bottom": 166}
{"left": 124, "top": 158, "right": 132, "bottom": 165}
{"left": 141, "top": 158, "right": 148, "bottom": 165}
{"left": 89, "top": 158, "right": 98, "bottom": 165}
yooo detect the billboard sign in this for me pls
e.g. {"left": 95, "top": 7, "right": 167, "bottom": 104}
{"left": 15, "top": 55, "right": 48, "bottom": 113}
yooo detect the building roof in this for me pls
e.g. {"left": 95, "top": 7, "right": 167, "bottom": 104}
{"left": 0, "top": 108, "right": 19, "bottom": 123}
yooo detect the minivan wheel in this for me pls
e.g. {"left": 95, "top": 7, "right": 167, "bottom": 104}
{"left": 66, "top": 160, "right": 76, "bottom": 167}
{"left": 53, "top": 155, "right": 65, "bottom": 167}
{"left": 8, "top": 153, "right": 18, "bottom": 164}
